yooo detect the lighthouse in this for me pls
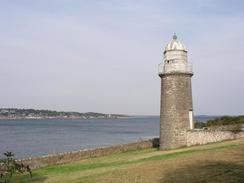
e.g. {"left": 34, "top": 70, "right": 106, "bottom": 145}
{"left": 158, "top": 34, "right": 194, "bottom": 150}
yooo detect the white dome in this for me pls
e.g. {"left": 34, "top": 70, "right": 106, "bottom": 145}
{"left": 164, "top": 34, "right": 187, "bottom": 52}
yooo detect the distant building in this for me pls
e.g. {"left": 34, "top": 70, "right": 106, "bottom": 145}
{"left": 158, "top": 34, "right": 194, "bottom": 150}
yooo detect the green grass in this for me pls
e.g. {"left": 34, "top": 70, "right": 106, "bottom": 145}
{"left": 12, "top": 139, "right": 244, "bottom": 183}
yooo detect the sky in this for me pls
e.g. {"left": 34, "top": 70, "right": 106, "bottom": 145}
{"left": 0, "top": 0, "right": 243, "bottom": 115}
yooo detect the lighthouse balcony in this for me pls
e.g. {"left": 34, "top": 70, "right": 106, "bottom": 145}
{"left": 158, "top": 63, "right": 193, "bottom": 75}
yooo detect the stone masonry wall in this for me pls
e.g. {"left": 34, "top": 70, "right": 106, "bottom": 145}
{"left": 19, "top": 138, "right": 159, "bottom": 169}
{"left": 186, "top": 130, "right": 244, "bottom": 146}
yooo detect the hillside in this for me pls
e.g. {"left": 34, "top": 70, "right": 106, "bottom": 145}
{"left": 195, "top": 115, "right": 244, "bottom": 129}
{"left": 0, "top": 108, "right": 129, "bottom": 120}
{"left": 14, "top": 138, "right": 244, "bottom": 183}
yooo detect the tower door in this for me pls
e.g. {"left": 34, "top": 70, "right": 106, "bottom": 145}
{"left": 189, "top": 110, "right": 193, "bottom": 129}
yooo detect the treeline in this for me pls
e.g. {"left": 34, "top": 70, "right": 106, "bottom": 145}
{"left": 195, "top": 115, "right": 244, "bottom": 128}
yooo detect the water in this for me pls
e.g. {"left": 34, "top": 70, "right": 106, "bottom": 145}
{"left": 0, "top": 116, "right": 215, "bottom": 159}
{"left": 0, "top": 117, "right": 160, "bottom": 159}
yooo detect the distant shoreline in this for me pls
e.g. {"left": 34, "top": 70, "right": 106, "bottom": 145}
{"left": 0, "top": 108, "right": 132, "bottom": 120}
{"left": 0, "top": 116, "right": 135, "bottom": 120}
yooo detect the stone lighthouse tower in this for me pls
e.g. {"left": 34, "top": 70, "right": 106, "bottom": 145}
{"left": 158, "top": 34, "right": 194, "bottom": 150}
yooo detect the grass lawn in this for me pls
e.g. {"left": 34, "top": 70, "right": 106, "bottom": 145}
{"left": 13, "top": 138, "right": 244, "bottom": 183}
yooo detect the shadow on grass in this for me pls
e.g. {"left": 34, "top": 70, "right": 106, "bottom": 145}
{"left": 162, "top": 161, "right": 244, "bottom": 183}
{"left": 12, "top": 173, "right": 47, "bottom": 183}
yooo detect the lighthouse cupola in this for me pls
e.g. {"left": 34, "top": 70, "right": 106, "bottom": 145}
{"left": 159, "top": 34, "right": 192, "bottom": 75}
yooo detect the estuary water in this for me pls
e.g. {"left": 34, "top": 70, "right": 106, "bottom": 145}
{"left": 0, "top": 116, "right": 213, "bottom": 159}
{"left": 0, "top": 117, "right": 160, "bottom": 159}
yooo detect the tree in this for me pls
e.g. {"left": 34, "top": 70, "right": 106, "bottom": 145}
{"left": 0, "top": 152, "right": 31, "bottom": 183}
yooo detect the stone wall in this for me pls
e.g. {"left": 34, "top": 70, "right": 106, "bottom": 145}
{"left": 186, "top": 130, "right": 244, "bottom": 146}
{"left": 19, "top": 138, "right": 159, "bottom": 169}
{"left": 206, "top": 124, "right": 244, "bottom": 131}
